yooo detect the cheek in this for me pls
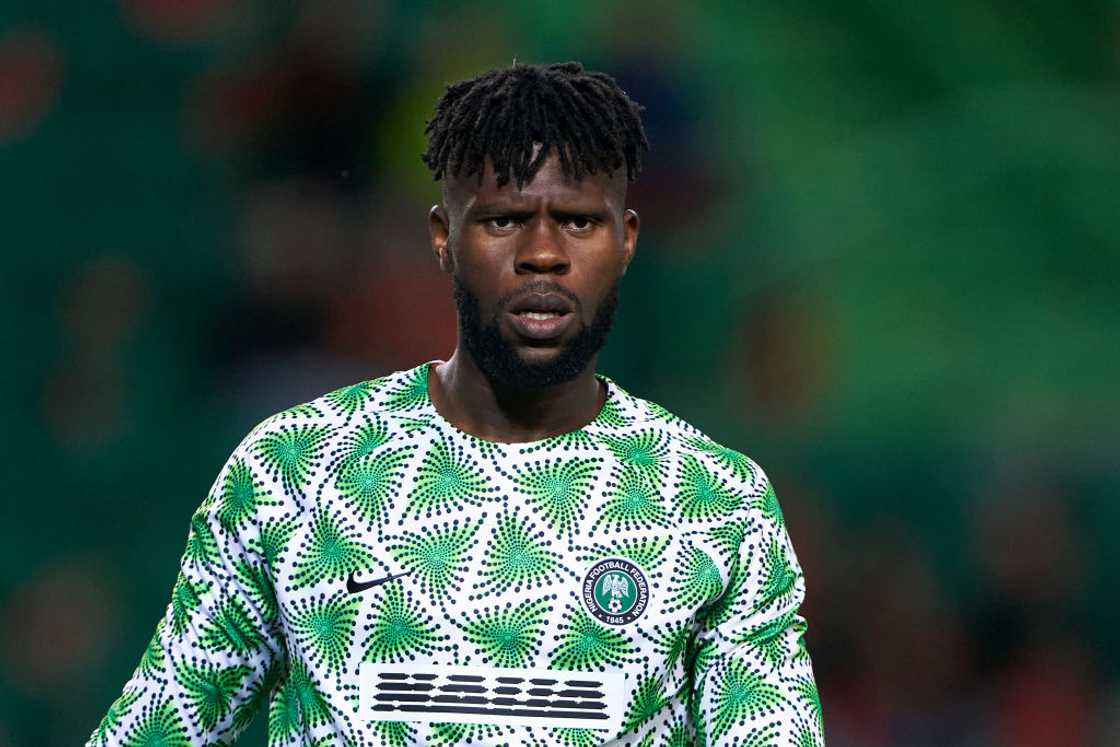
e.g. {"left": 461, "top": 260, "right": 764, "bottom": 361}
{"left": 584, "top": 246, "right": 626, "bottom": 288}
{"left": 453, "top": 266, "right": 504, "bottom": 314}
{"left": 576, "top": 275, "right": 621, "bottom": 322}
{"left": 454, "top": 237, "right": 510, "bottom": 281}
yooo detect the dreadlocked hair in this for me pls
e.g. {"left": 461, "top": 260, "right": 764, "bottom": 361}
{"left": 422, "top": 61, "right": 649, "bottom": 188}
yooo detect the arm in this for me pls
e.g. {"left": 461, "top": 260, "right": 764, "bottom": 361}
{"left": 689, "top": 472, "right": 824, "bottom": 746}
{"left": 88, "top": 431, "right": 286, "bottom": 745}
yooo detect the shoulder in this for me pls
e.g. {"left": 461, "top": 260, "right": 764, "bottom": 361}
{"left": 601, "top": 375, "right": 769, "bottom": 490}
{"left": 232, "top": 362, "right": 436, "bottom": 460}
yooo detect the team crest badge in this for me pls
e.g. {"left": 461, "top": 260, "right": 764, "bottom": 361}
{"left": 582, "top": 557, "right": 649, "bottom": 625}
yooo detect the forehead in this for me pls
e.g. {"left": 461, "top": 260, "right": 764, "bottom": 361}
{"left": 442, "top": 152, "right": 627, "bottom": 211}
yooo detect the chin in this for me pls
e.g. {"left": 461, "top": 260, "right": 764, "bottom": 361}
{"left": 515, "top": 345, "right": 566, "bottom": 366}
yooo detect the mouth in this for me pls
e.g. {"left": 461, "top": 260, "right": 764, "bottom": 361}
{"left": 505, "top": 292, "right": 576, "bottom": 341}
{"left": 508, "top": 292, "right": 573, "bottom": 315}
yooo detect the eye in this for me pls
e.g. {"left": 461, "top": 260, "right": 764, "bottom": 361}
{"left": 486, "top": 216, "right": 519, "bottom": 231}
{"left": 565, "top": 216, "right": 595, "bottom": 232}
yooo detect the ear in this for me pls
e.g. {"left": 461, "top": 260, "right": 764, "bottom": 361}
{"left": 620, "top": 208, "right": 639, "bottom": 275}
{"left": 429, "top": 204, "right": 453, "bottom": 274}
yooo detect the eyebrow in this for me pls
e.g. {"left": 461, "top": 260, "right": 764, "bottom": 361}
{"left": 469, "top": 197, "right": 610, "bottom": 213}
{"left": 469, "top": 201, "right": 530, "bottom": 214}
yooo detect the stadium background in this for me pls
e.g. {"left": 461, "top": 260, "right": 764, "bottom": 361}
{"left": 1, "top": 1, "right": 1118, "bottom": 745}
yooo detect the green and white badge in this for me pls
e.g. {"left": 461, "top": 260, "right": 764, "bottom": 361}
{"left": 582, "top": 557, "right": 649, "bottom": 625}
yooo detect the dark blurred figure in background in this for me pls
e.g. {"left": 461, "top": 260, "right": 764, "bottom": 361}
{"left": 1, "top": 2, "right": 1117, "bottom": 745}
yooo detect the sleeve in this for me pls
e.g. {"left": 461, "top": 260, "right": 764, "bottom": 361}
{"left": 87, "top": 428, "right": 287, "bottom": 746}
{"left": 688, "top": 467, "right": 825, "bottom": 747}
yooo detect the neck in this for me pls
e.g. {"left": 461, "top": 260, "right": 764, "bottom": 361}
{"left": 427, "top": 348, "right": 606, "bottom": 443}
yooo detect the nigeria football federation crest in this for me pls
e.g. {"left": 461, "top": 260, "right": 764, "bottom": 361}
{"left": 582, "top": 557, "right": 649, "bottom": 625}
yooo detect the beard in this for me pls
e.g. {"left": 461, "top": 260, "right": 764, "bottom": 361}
{"left": 452, "top": 276, "right": 619, "bottom": 391}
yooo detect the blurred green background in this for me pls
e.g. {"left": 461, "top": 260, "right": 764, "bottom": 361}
{"left": 1, "top": 1, "right": 1118, "bottom": 745}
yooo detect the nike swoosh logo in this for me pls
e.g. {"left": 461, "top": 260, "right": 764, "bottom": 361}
{"left": 346, "top": 568, "right": 412, "bottom": 594}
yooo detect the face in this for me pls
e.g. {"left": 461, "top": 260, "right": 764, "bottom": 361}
{"left": 430, "top": 150, "right": 639, "bottom": 390}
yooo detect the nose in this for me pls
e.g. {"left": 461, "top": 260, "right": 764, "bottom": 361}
{"left": 515, "top": 223, "right": 569, "bottom": 275}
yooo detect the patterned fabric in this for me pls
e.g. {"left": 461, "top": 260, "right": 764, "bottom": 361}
{"left": 88, "top": 361, "right": 823, "bottom": 746}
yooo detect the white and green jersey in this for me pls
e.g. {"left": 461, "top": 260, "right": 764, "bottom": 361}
{"left": 89, "top": 361, "right": 823, "bottom": 746}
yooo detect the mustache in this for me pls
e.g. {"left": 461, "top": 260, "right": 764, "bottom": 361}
{"left": 495, "top": 280, "right": 581, "bottom": 313}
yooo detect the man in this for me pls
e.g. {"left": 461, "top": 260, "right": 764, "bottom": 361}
{"left": 90, "top": 61, "right": 824, "bottom": 746}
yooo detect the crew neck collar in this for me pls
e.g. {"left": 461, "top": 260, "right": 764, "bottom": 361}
{"left": 417, "top": 359, "right": 619, "bottom": 451}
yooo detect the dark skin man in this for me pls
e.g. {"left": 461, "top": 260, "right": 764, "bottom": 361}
{"left": 90, "top": 62, "right": 822, "bottom": 747}
{"left": 427, "top": 147, "right": 639, "bottom": 443}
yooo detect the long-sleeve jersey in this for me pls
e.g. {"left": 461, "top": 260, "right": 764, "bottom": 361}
{"left": 88, "top": 361, "right": 824, "bottom": 746}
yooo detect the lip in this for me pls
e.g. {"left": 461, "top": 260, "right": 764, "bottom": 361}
{"left": 506, "top": 310, "right": 575, "bottom": 341}
{"left": 507, "top": 292, "right": 574, "bottom": 315}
